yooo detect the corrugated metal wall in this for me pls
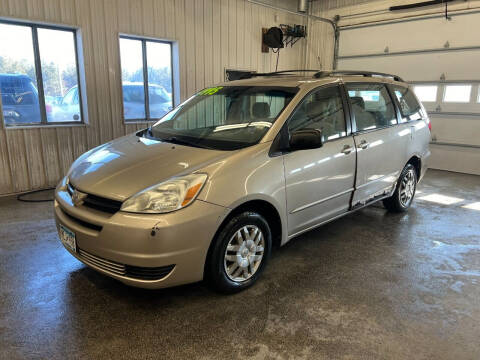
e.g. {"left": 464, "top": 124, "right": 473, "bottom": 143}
{"left": 0, "top": 0, "right": 307, "bottom": 196}
{"left": 305, "top": 0, "right": 335, "bottom": 71}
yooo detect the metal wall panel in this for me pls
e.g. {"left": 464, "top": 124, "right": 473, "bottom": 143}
{"left": 0, "top": 0, "right": 307, "bottom": 196}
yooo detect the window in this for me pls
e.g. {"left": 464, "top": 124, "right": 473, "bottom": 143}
{"left": 443, "top": 85, "right": 471, "bottom": 103}
{"left": 393, "top": 85, "right": 423, "bottom": 122}
{"left": 148, "top": 86, "right": 297, "bottom": 150}
{"left": 288, "top": 86, "right": 346, "bottom": 141}
{"left": 346, "top": 83, "right": 397, "bottom": 132}
{"left": 120, "top": 36, "right": 174, "bottom": 121}
{"left": 0, "top": 21, "right": 83, "bottom": 126}
{"left": 413, "top": 85, "right": 437, "bottom": 102}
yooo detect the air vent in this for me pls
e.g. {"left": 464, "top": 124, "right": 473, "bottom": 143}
{"left": 78, "top": 248, "right": 175, "bottom": 281}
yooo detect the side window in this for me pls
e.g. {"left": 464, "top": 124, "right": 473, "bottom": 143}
{"left": 346, "top": 83, "right": 397, "bottom": 131}
{"left": 288, "top": 86, "right": 346, "bottom": 142}
{"left": 0, "top": 22, "right": 84, "bottom": 125}
{"left": 393, "top": 85, "right": 423, "bottom": 122}
{"left": 119, "top": 36, "right": 174, "bottom": 121}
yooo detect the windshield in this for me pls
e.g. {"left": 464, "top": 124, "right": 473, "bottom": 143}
{"left": 147, "top": 86, "right": 298, "bottom": 150}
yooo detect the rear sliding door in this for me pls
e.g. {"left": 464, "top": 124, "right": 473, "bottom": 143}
{"left": 346, "top": 83, "right": 409, "bottom": 207}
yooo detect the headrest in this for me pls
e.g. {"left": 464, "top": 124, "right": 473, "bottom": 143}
{"left": 351, "top": 96, "right": 365, "bottom": 110}
{"left": 252, "top": 102, "right": 270, "bottom": 118}
{"left": 305, "top": 101, "right": 327, "bottom": 117}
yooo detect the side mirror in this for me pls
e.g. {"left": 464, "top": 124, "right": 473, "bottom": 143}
{"left": 289, "top": 129, "right": 323, "bottom": 151}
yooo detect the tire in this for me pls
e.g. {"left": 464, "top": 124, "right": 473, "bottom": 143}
{"left": 205, "top": 211, "right": 272, "bottom": 294}
{"left": 383, "top": 164, "right": 417, "bottom": 213}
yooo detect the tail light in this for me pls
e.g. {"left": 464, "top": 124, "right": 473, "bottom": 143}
{"left": 426, "top": 117, "right": 431, "bottom": 132}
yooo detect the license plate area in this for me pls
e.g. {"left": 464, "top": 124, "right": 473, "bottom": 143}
{"left": 59, "top": 224, "right": 76, "bottom": 252}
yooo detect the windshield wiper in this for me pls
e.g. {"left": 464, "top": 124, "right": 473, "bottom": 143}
{"left": 161, "top": 136, "right": 206, "bottom": 148}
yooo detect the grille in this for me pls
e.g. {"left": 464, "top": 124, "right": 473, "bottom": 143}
{"left": 78, "top": 248, "right": 175, "bottom": 281}
{"left": 62, "top": 209, "right": 103, "bottom": 232}
{"left": 68, "top": 183, "right": 123, "bottom": 214}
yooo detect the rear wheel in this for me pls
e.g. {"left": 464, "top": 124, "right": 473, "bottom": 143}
{"left": 383, "top": 164, "right": 417, "bottom": 213}
{"left": 205, "top": 211, "right": 271, "bottom": 293}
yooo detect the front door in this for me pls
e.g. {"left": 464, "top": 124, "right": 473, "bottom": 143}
{"left": 283, "top": 85, "right": 356, "bottom": 237}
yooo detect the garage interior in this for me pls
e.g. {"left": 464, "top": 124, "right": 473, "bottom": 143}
{"left": 1, "top": 0, "right": 479, "bottom": 359}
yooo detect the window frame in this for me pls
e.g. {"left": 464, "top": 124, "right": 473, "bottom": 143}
{"left": 0, "top": 18, "right": 85, "bottom": 127}
{"left": 344, "top": 82, "right": 399, "bottom": 134}
{"left": 285, "top": 83, "right": 352, "bottom": 144}
{"left": 119, "top": 34, "right": 175, "bottom": 123}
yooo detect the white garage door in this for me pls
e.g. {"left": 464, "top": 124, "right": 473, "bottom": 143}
{"left": 337, "top": 10, "right": 480, "bottom": 175}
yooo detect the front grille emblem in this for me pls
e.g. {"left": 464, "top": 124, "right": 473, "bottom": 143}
{"left": 71, "top": 189, "right": 87, "bottom": 206}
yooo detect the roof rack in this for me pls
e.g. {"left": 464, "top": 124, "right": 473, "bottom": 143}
{"left": 230, "top": 69, "right": 320, "bottom": 80}
{"left": 314, "top": 70, "right": 404, "bottom": 82}
{"left": 255, "top": 69, "right": 321, "bottom": 76}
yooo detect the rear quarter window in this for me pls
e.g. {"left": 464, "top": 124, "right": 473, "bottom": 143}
{"left": 392, "top": 85, "right": 424, "bottom": 122}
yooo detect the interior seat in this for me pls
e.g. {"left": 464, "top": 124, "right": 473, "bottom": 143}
{"left": 350, "top": 96, "right": 376, "bottom": 131}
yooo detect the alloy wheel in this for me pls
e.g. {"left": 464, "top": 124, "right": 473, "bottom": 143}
{"left": 223, "top": 225, "right": 265, "bottom": 282}
{"left": 399, "top": 169, "right": 416, "bottom": 207}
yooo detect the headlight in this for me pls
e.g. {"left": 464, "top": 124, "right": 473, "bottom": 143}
{"left": 120, "top": 173, "right": 208, "bottom": 214}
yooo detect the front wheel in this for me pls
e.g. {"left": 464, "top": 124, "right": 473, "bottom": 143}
{"left": 383, "top": 164, "right": 417, "bottom": 213}
{"left": 205, "top": 211, "right": 271, "bottom": 293}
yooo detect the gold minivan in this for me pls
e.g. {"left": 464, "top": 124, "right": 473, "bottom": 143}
{"left": 55, "top": 70, "right": 431, "bottom": 293}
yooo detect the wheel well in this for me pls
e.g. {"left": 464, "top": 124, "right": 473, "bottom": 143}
{"left": 221, "top": 200, "right": 282, "bottom": 249}
{"left": 204, "top": 200, "right": 283, "bottom": 278}
{"left": 407, "top": 156, "right": 421, "bottom": 179}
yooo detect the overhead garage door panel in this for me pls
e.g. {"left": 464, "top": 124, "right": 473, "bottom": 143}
{"left": 339, "top": 11, "right": 480, "bottom": 57}
{"left": 338, "top": 50, "right": 480, "bottom": 82}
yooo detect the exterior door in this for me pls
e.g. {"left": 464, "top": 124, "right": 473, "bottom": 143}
{"left": 284, "top": 85, "right": 356, "bottom": 237}
{"left": 345, "top": 83, "right": 409, "bottom": 206}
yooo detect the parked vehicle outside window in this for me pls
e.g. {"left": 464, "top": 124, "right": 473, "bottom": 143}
{"left": 0, "top": 74, "right": 41, "bottom": 124}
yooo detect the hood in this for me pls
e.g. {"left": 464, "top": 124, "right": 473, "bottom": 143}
{"left": 68, "top": 134, "right": 231, "bottom": 201}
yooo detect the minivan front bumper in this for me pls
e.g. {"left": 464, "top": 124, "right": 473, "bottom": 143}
{"left": 54, "top": 181, "right": 229, "bottom": 289}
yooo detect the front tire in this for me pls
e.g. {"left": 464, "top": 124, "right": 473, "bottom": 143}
{"left": 383, "top": 164, "right": 417, "bottom": 213}
{"left": 205, "top": 211, "right": 272, "bottom": 294}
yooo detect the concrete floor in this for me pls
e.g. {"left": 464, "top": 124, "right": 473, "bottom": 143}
{"left": 1, "top": 169, "right": 479, "bottom": 360}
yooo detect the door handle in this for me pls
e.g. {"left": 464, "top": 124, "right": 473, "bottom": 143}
{"left": 341, "top": 144, "right": 354, "bottom": 154}
{"left": 358, "top": 140, "right": 369, "bottom": 149}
